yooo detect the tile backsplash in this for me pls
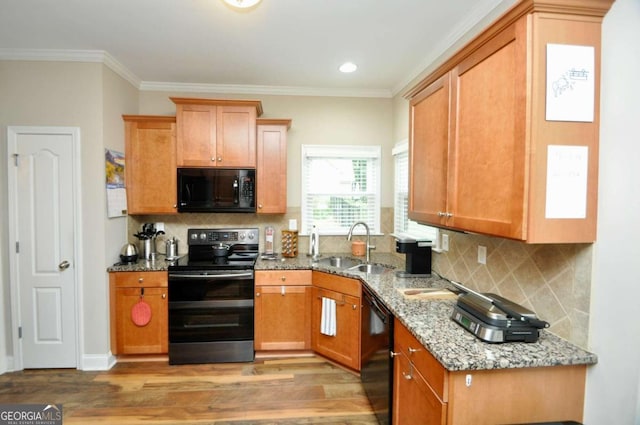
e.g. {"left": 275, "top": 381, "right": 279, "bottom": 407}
{"left": 433, "top": 230, "right": 592, "bottom": 348}
{"left": 129, "top": 210, "right": 590, "bottom": 348}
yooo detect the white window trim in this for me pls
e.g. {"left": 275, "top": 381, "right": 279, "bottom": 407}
{"left": 301, "top": 144, "right": 381, "bottom": 236}
{"left": 393, "top": 139, "right": 441, "bottom": 251}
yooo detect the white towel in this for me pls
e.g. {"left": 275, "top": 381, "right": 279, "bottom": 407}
{"left": 320, "top": 297, "right": 337, "bottom": 336}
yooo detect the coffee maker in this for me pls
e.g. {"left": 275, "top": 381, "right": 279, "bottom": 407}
{"left": 394, "top": 235, "right": 433, "bottom": 277}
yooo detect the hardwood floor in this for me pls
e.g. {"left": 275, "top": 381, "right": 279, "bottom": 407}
{"left": 0, "top": 356, "right": 379, "bottom": 424}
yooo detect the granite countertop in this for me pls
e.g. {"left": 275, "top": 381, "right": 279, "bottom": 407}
{"left": 107, "top": 252, "right": 597, "bottom": 372}
{"left": 256, "top": 252, "right": 598, "bottom": 372}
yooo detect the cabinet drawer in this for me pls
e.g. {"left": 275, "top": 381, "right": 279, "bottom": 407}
{"left": 312, "top": 271, "right": 361, "bottom": 298}
{"left": 395, "top": 318, "right": 447, "bottom": 402}
{"left": 256, "top": 270, "right": 312, "bottom": 286}
{"left": 111, "top": 271, "right": 168, "bottom": 288}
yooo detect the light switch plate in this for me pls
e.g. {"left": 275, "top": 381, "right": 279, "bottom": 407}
{"left": 441, "top": 234, "right": 449, "bottom": 252}
{"left": 478, "top": 245, "right": 487, "bottom": 264}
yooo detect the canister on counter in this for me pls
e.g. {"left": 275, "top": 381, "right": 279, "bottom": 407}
{"left": 264, "top": 226, "right": 274, "bottom": 254}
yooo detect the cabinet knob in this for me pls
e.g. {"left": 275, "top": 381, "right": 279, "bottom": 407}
{"left": 138, "top": 278, "right": 144, "bottom": 283}
{"left": 256, "top": 292, "right": 261, "bottom": 297}
{"left": 173, "top": 204, "right": 177, "bottom": 209}
{"left": 217, "top": 157, "right": 222, "bottom": 162}
{"left": 162, "top": 293, "right": 166, "bottom": 299}
{"left": 437, "top": 211, "right": 446, "bottom": 217}
{"left": 258, "top": 204, "right": 263, "bottom": 209}
{"left": 390, "top": 351, "right": 400, "bottom": 358}
{"left": 281, "top": 276, "right": 286, "bottom": 282}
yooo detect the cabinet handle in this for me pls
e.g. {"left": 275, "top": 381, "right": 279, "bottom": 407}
{"left": 408, "top": 347, "right": 421, "bottom": 355}
{"left": 390, "top": 351, "right": 400, "bottom": 358}
{"left": 446, "top": 212, "right": 454, "bottom": 218}
{"left": 402, "top": 363, "right": 414, "bottom": 380}
{"left": 138, "top": 278, "right": 144, "bottom": 283}
{"left": 281, "top": 286, "right": 286, "bottom": 296}
{"left": 437, "top": 211, "right": 446, "bottom": 217}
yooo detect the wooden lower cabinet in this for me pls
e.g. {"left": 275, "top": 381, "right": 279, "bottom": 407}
{"left": 109, "top": 271, "right": 168, "bottom": 355}
{"left": 311, "top": 271, "right": 361, "bottom": 371}
{"left": 392, "top": 319, "right": 587, "bottom": 425}
{"left": 255, "top": 270, "right": 312, "bottom": 351}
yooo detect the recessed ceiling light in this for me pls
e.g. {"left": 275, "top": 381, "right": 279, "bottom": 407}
{"left": 222, "top": 0, "right": 261, "bottom": 9}
{"left": 339, "top": 62, "right": 358, "bottom": 73}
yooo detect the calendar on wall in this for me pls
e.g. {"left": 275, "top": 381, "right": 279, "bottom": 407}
{"left": 105, "top": 148, "right": 127, "bottom": 218}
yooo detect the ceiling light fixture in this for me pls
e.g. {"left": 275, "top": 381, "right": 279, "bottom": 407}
{"left": 222, "top": 0, "right": 262, "bottom": 9}
{"left": 339, "top": 62, "right": 358, "bottom": 73}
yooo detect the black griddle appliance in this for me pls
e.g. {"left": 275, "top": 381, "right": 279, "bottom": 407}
{"left": 450, "top": 281, "right": 549, "bottom": 343}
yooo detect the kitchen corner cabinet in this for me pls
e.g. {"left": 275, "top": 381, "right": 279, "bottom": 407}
{"left": 171, "top": 97, "right": 263, "bottom": 168}
{"left": 255, "top": 270, "right": 312, "bottom": 351}
{"left": 392, "top": 319, "right": 587, "bottom": 425}
{"left": 123, "top": 115, "right": 177, "bottom": 215}
{"left": 109, "top": 271, "right": 168, "bottom": 355}
{"left": 311, "top": 271, "right": 361, "bottom": 371}
{"left": 407, "top": 0, "right": 613, "bottom": 243}
{"left": 256, "top": 119, "right": 291, "bottom": 214}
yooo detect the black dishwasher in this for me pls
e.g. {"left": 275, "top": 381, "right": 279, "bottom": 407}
{"left": 361, "top": 285, "right": 394, "bottom": 425}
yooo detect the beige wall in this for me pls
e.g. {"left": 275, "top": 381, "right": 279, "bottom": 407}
{"left": 0, "top": 61, "right": 139, "bottom": 365}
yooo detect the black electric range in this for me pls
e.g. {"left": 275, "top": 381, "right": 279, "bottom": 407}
{"left": 167, "top": 228, "right": 259, "bottom": 364}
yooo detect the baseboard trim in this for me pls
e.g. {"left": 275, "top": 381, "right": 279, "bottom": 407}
{"left": 81, "top": 352, "right": 116, "bottom": 371}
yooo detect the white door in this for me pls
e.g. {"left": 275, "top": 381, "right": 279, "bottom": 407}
{"left": 8, "top": 127, "right": 79, "bottom": 369}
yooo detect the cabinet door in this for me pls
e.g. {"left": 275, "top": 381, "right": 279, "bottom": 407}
{"left": 255, "top": 285, "right": 311, "bottom": 350}
{"left": 448, "top": 21, "right": 527, "bottom": 239}
{"left": 409, "top": 73, "right": 450, "bottom": 226}
{"left": 311, "top": 286, "right": 361, "bottom": 371}
{"left": 114, "top": 287, "right": 168, "bottom": 354}
{"left": 393, "top": 352, "right": 446, "bottom": 425}
{"left": 176, "top": 103, "right": 217, "bottom": 167}
{"left": 216, "top": 105, "right": 257, "bottom": 167}
{"left": 124, "top": 116, "right": 177, "bottom": 215}
{"left": 256, "top": 120, "right": 290, "bottom": 214}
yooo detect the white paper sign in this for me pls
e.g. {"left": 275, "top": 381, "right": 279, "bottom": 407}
{"left": 546, "top": 44, "right": 595, "bottom": 122}
{"left": 545, "top": 145, "right": 588, "bottom": 219}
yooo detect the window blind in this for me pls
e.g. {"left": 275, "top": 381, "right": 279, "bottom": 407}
{"left": 301, "top": 145, "right": 381, "bottom": 235}
{"left": 393, "top": 141, "right": 440, "bottom": 245}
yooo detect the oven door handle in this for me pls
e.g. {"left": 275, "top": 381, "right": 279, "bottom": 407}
{"left": 169, "top": 300, "right": 254, "bottom": 309}
{"left": 169, "top": 272, "right": 254, "bottom": 280}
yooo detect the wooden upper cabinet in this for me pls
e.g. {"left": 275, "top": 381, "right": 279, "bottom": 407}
{"left": 171, "top": 97, "right": 262, "bottom": 168}
{"left": 123, "top": 115, "right": 177, "bottom": 215}
{"left": 409, "top": 74, "right": 450, "bottom": 227}
{"left": 256, "top": 119, "right": 291, "bottom": 214}
{"left": 407, "top": 0, "right": 613, "bottom": 243}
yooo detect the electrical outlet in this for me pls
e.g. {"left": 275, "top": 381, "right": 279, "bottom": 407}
{"left": 478, "top": 245, "right": 487, "bottom": 265}
{"left": 155, "top": 222, "right": 165, "bottom": 232}
{"left": 441, "top": 234, "right": 449, "bottom": 252}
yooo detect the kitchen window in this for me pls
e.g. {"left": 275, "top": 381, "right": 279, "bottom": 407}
{"left": 393, "top": 140, "right": 440, "bottom": 248}
{"left": 301, "top": 145, "right": 381, "bottom": 235}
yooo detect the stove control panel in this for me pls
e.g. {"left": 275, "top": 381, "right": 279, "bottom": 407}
{"left": 188, "top": 228, "right": 259, "bottom": 246}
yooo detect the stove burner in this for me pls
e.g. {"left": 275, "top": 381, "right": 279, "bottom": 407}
{"left": 168, "top": 227, "right": 259, "bottom": 272}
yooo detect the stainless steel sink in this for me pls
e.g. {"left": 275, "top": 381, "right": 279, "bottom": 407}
{"left": 315, "top": 256, "right": 361, "bottom": 269}
{"left": 347, "top": 263, "right": 388, "bottom": 275}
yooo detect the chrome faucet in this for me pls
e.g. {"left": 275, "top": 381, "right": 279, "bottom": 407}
{"left": 347, "top": 221, "right": 375, "bottom": 263}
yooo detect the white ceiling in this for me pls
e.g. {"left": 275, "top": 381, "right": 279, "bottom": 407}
{"left": 0, "top": 0, "right": 516, "bottom": 97}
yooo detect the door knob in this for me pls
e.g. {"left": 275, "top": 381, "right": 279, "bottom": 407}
{"left": 58, "top": 260, "right": 70, "bottom": 271}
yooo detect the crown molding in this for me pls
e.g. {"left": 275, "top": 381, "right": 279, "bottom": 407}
{"left": 0, "top": 48, "right": 141, "bottom": 88}
{"left": 0, "top": 48, "right": 392, "bottom": 99}
{"left": 140, "top": 81, "right": 392, "bottom": 98}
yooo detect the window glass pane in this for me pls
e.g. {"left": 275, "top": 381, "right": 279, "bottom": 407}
{"left": 393, "top": 141, "right": 439, "bottom": 245}
{"left": 302, "top": 145, "right": 380, "bottom": 235}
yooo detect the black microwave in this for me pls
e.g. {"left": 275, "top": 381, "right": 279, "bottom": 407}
{"left": 177, "top": 168, "right": 256, "bottom": 213}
